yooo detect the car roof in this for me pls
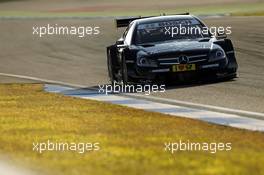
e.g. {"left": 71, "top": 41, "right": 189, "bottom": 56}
{"left": 134, "top": 15, "right": 196, "bottom": 25}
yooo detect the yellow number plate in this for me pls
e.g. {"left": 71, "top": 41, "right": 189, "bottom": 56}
{"left": 172, "top": 64, "right": 196, "bottom": 72}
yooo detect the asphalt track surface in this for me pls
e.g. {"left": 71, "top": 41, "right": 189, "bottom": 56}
{"left": 0, "top": 16, "right": 264, "bottom": 113}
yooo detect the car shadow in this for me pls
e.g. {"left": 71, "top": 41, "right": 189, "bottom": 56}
{"left": 46, "top": 77, "right": 236, "bottom": 97}
{"left": 164, "top": 76, "right": 237, "bottom": 90}
{"left": 81, "top": 76, "right": 237, "bottom": 95}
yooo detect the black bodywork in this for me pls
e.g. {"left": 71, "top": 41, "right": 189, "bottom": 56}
{"left": 107, "top": 14, "right": 238, "bottom": 84}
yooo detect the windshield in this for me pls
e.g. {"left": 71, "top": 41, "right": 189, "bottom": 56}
{"left": 135, "top": 19, "right": 209, "bottom": 45}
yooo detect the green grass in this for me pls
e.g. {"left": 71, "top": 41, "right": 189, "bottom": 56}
{"left": 0, "top": 84, "right": 264, "bottom": 175}
{"left": 231, "top": 11, "right": 264, "bottom": 16}
{"left": 0, "top": 2, "right": 263, "bottom": 17}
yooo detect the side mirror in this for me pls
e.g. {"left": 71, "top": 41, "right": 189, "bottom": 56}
{"left": 116, "top": 38, "right": 124, "bottom": 45}
{"left": 216, "top": 32, "right": 227, "bottom": 40}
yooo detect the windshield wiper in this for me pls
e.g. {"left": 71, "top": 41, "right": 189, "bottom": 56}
{"left": 139, "top": 44, "right": 155, "bottom": 47}
{"left": 198, "top": 38, "right": 211, "bottom": 42}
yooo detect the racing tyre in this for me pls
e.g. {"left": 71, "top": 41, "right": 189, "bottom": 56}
{"left": 121, "top": 57, "right": 129, "bottom": 84}
{"left": 107, "top": 50, "right": 117, "bottom": 85}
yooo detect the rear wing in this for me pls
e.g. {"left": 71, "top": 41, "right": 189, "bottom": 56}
{"left": 115, "top": 13, "right": 190, "bottom": 28}
{"left": 116, "top": 16, "right": 141, "bottom": 28}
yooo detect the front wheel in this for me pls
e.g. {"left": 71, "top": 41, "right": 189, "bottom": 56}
{"left": 107, "top": 50, "right": 117, "bottom": 85}
{"left": 216, "top": 68, "right": 238, "bottom": 80}
{"left": 121, "top": 57, "right": 129, "bottom": 84}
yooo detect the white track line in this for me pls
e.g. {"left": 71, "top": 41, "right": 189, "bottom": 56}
{"left": 124, "top": 93, "right": 264, "bottom": 120}
{"left": 45, "top": 84, "right": 264, "bottom": 132}
{"left": 0, "top": 72, "right": 86, "bottom": 88}
{"left": 1, "top": 72, "right": 264, "bottom": 120}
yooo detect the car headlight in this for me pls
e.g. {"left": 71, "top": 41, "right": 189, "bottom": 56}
{"left": 137, "top": 57, "right": 158, "bottom": 67}
{"left": 209, "top": 48, "right": 226, "bottom": 62}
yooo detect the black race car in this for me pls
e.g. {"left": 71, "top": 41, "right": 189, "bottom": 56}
{"left": 107, "top": 13, "right": 238, "bottom": 84}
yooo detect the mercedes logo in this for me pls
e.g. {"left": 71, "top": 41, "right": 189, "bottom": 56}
{"left": 178, "top": 55, "right": 189, "bottom": 64}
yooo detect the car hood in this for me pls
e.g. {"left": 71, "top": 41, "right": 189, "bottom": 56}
{"left": 136, "top": 40, "right": 214, "bottom": 57}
